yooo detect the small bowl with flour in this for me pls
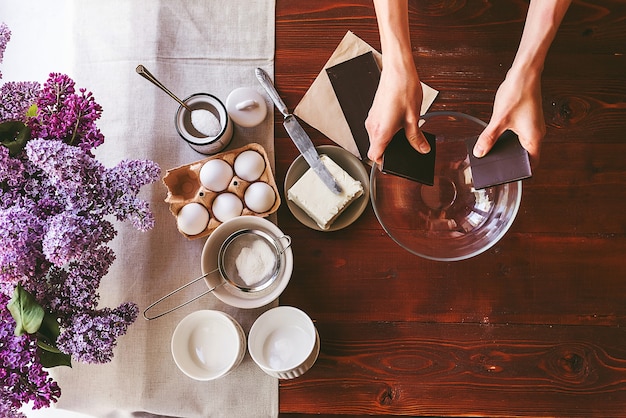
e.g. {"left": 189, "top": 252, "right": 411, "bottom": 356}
{"left": 143, "top": 216, "right": 292, "bottom": 319}
{"left": 201, "top": 216, "right": 294, "bottom": 309}
{"left": 175, "top": 93, "right": 234, "bottom": 155}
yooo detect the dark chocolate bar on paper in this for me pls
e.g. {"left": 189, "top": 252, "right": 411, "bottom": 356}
{"left": 326, "top": 51, "right": 380, "bottom": 160}
{"left": 381, "top": 130, "right": 437, "bottom": 186}
{"left": 465, "top": 130, "right": 532, "bottom": 189}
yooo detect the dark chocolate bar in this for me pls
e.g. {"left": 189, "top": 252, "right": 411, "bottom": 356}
{"left": 465, "top": 130, "right": 532, "bottom": 189}
{"left": 326, "top": 51, "right": 380, "bottom": 160}
{"left": 381, "top": 130, "right": 437, "bottom": 186}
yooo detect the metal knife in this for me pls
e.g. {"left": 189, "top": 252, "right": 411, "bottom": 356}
{"left": 255, "top": 68, "right": 342, "bottom": 194}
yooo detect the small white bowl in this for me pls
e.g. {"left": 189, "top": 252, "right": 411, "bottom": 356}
{"left": 171, "top": 310, "right": 245, "bottom": 381}
{"left": 201, "top": 216, "right": 293, "bottom": 309}
{"left": 248, "top": 306, "right": 320, "bottom": 379}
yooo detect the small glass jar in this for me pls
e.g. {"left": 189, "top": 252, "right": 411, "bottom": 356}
{"left": 175, "top": 93, "right": 233, "bottom": 155}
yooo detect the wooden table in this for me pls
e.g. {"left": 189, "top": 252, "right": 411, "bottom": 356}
{"left": 273, "top": 1, "right": 626, "bottom": 416}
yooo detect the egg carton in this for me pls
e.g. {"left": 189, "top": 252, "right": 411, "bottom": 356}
{"left": 163, "top": 143, "right": 281, "bottom": 239}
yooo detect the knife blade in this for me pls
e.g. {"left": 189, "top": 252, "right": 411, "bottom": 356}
{"left": 255, "top": 68, "right": 342, "bottom": 195}
{"left": 283, "top": 115, "right": 343, "bottom": 194}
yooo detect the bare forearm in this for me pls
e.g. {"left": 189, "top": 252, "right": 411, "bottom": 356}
{"left": 511, "top": 0, "right": 572, "bottom": 76}
{"left": 373, "top": 0, "right": 413, "bottom": 68}
{"left": 367, "top": 0, "right": 428, "bottom": 162}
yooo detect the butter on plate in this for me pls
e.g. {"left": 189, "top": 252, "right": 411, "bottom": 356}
{"left": 287, "top": 154, "right": 363, "bottom": 230}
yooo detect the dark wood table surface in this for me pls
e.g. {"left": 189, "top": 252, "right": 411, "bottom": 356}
{"left": 272, "top": 1, "right": 626, "bottom": 416}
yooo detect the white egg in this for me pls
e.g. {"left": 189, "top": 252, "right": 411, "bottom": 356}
{"left": 200, "top": 159, "right": 233, "bottom": 192}
{"left": 177, "top": 203, "right": 210, "bottom": 236}
{"left": 244, "top": 182, "right": 276, "bottom": 213}
{"left": 212, "top": 193, "right": 243, "bottom": 222}
{"left": 234, "top": 150, "right": 265, "bottom": 182}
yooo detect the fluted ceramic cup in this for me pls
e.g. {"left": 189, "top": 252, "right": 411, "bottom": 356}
{"left": 248, "top": 306, "right": 320, "bottom": 379}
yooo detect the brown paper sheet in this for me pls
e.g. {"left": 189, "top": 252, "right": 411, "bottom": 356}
{"left": 294, "top": 31, "right": 439, "bottom": 159}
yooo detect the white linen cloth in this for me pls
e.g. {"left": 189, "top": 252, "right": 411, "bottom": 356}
{"left": 1, "top": 1, "right": 278, "bottom": 417}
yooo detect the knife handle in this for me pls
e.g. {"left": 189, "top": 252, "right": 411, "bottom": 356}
{"left": 255, "top": 68, "right": 290, "bottom": 117}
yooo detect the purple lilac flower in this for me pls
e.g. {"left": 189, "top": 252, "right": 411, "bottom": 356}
{"left": 105, "top": 159, "right": 161, "bottom": 231}
{"left": 0, "top": 143, "right": 25, "bottom": 187}
{"left": 1, "top": 22, "right": 161, "bottom": 411}
{"left": 43, "top": 212, "right": 116, "bottom": 267}
{"left": 0, "top": 23, "right": 10, "bottom": 80}
{"left": 30, "top": 73, "right": 105, "bottom": 152}
{"left": 24, "top": 139, "right": 161, "bottom": 225}
{"left": 25, "top": 138, "right": 106, "bottom": 212}
{"left": 40, "top": 246, "right": 116, "bottom": 317}
{"left": 0, "top": 293, "right": 61, "bottom": 414}
{"left": 0, "top": 204, "right": 47, "bottom": 285}
{"left": 30, "top": 245, "right": 115, "bottom": 319}
{"left": 56, "top": 302, "right": 138, "bottom": 364}
{"left": 0, "top": 81, "right": 40, "bottom": 123}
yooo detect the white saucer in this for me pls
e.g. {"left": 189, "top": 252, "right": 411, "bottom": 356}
{"left": 201, "top": 216, "right": 293, "bottom": 309}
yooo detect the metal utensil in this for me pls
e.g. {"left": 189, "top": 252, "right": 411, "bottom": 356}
{"left": 143, "top": 229, "right": 291, "bottom": 320}
{"left": 255, "top": 68, "right": 342, "bottom": 194}
{"left": 136, "top": 64, "right": 192, "bottom": 112}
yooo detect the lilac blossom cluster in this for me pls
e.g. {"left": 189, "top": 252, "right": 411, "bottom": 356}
{"left": 0, "top": 80, "right": 40, "bottom": 122}
{"left": 0, "top": 23, "right": 8, "bottom": 79}
{"left": 29, "top": 73, "right": 105, "bottom": 153}
{"left": 1, "top": 292, "right": 61, "bottom": 417}
{"left": 0, "top": 139, "right": 160, "bottom": 357}
{"left": 0, "top": 24, "right": 42, "bottom": 123}
{"left": 1, "top": 22, "right": 161, "bottom": 412}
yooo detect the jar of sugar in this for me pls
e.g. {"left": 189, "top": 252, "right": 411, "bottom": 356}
{"left": 175, "top": 93, "right": 234, "bottom": 155}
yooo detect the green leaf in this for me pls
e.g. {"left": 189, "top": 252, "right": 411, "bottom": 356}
{"left": 0, "top": 120, "right": 32, "bottom": 156}
{"left": 26, "top": 103, "right": 38, "bottom": 118}
{"left": 37, "top": 339, "right": 63, "bottom": 354}
{"left": 38, "top": 346, "right": 72, "bottom": 368}
{"left": 7, "top": 284, "right": 45, "bottom": 336}
{"left": 37, "top": 310, "right": 61, "bottom": 347}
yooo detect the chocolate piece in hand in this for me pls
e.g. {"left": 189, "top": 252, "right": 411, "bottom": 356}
{"left": 326, "top": 51, "right": 380, "bottom": 160}
{"left": 465, "top": 130, "right": 532, "bottom": 189}
{"left": 381, "top": 130, "right": 437, "bottom": 186}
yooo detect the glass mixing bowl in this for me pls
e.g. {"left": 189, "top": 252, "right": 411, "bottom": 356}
{"left": 370, "top": 111, "right": 522, "bottom": 261}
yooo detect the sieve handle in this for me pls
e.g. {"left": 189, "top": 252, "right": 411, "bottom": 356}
{"left": 143, "top": 269, "right": 222, "bottom": 320}
{"left": 277, "top": 235, "right": 292, "bottom": 255}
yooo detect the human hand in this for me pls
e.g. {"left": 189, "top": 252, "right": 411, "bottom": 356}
{"left": 473, "top": 67, "right": 546, "bottom": 167}
{"left": 365, "top": 63, "right": 430, "bottom": 165}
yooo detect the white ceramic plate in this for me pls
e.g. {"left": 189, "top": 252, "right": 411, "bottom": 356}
{"left": 201, "top": 216, "right": 293, "bottom": 309}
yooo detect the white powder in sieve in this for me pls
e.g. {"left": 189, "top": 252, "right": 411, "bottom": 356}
{"left": 235, "top": 239, "right": 276, "bottom": 287}
{"left": 191, "top": 109, "right": 221, "bottom": 137}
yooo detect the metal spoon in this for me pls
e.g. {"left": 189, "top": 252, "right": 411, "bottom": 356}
{"left": 135, "top": 65, "right": 192, "bottom": 112}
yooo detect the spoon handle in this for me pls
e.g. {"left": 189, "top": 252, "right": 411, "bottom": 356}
{"left": 136, "top": 65, "right": 191, "bottom": 111}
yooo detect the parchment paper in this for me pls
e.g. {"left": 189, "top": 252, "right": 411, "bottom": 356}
{"left": 294, "top": 31, "right": 439, "bottom": 159}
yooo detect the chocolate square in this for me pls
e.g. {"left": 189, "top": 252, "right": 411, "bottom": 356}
{"left": 465, "top": 130, "right": 532, "bottom": 189}
{"left": 381, "top": 130, "right": 437, "bottom": 186}
{"left": 325, "top": 51, "right": 380, "bottom": 160}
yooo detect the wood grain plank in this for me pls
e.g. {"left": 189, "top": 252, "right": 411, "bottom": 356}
{"left": 275, "top": 0, "right": 626, "bottom": 415}
{"left": 280, "top": 322, "right": 626, "bottom": 417}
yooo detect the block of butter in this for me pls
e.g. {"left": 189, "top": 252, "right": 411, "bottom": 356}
{"left": 287, "top": 154, "right": 363, "bottom": 230}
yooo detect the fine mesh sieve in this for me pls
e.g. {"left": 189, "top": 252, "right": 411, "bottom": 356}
{"left": 219, "top": 229, "right": 290, "bottom": 292}
{"left": 143, "top": 229, "right": 291, "bottom": 320}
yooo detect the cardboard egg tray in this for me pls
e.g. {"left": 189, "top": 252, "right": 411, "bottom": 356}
{"left": 163, "top": 143, "right": 281, "bottom": 239}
